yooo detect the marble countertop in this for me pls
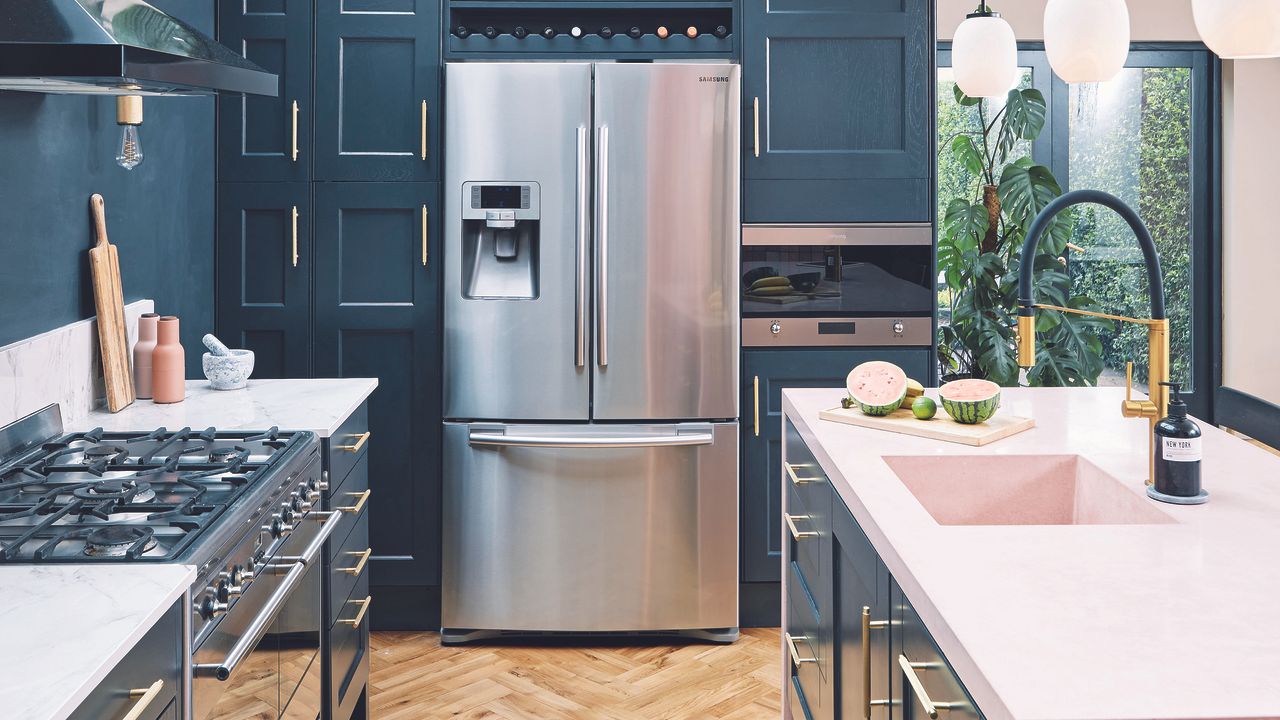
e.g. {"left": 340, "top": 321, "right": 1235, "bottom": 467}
{"left": 0, "top": 564, "right": 194, "bottom": 720}
{"left": 83, "top": 378, "right": 378, "bottom": 437}
{"left": 783, "top": 386, "right": 1280, "bottom": 720}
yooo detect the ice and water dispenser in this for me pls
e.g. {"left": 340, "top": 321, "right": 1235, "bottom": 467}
{"left": 460, "top": 182, "right": 540, "bottom": 299}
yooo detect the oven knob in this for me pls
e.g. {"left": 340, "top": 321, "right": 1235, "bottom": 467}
{"left": 541, "top": 26, "right": 556, "bottom": 39}
{"left": 770, "top": 320, "right": 782, "bottom": 335}
{"left": 454, "top": 25, "right": 470, "bottom": 39}
{"left": 288, "top": 494, "right": 306, "bottom": 514}
{"left": 279, "top": 506, "right": 295, "bottom": 525}
{"left": 200, "top": 594, "right": 228, "bottom": 619}
{"left": 483, "top": 26, "right": 499, "bottom": 39}
{"left": 893, "top": 320, "right": 905, "bottom": 336}
{"left": 599, "top": 26, "right": 614, "bottom": 39}
{"left": 266, "top": 514, "right": 293, "bottom": 538}
{"left": 512, "top": 25, "right": 528, "bottom": 39}
{"left": 214, "top": 579, "right": 231, "bottom": 603}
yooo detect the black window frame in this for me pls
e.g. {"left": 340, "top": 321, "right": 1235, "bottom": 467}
{"left": 936, "top": 42, "right": 1222, "bottom": 420}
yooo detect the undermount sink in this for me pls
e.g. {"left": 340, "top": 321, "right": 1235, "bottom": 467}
{"left": 882, "top": 454, "right": 1176, "bottom": 526}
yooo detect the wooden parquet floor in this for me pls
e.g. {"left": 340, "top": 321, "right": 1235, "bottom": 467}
{"left": 369, "top": 628, "right": 782, "bottom": 720}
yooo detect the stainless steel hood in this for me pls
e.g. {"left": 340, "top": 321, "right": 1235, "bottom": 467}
{"left": 0, "top": 0, "right": 277, "bottom": 96}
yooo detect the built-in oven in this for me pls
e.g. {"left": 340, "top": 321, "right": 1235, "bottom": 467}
{"left": 741, "top": 224, "right": 934, "bottom": 346}
{"left": 191, "top": 457, "right": 343, "bottom": 720}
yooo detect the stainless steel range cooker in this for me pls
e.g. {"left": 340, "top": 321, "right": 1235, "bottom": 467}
{"left": 0, "top": 404, "right": 341, "bottom": 720}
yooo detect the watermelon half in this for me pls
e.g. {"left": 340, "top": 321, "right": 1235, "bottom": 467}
{"left": 846, "top": 361, "right": 908, "bottom": 416}
{"left": 938, "top": 379, "right": 1001, "bottom": 424}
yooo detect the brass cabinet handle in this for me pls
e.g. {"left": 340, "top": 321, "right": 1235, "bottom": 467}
{"left": 338, "top": 431, "right": 370, "bottom": 453}
{"left": 290, "top": 205, "right": 299, "bottom": 267}
{"left": 899, "top": 655, "right": 964, "bottom": 719}
{"left": 863, "top": 607, "right": 890, "bottom": 720}
{"left": 427, "top": 203, "right": 437, "bottom": 265}
{"left": 753, "top": 375, "right": 760, "bottom": 437}
{"left": 123, "top": 678, "right": 164, "bottom": 720}
{"left": 291, "top": 99, "right": 299, "bottom": 162}
{"left": 784, "top": 512, "right": 818, "bottom": 541}
{"left": 337, "top": 489, "right": 371, "bottom": 514}
{"left": 784, "top": 632, "right": 817, "bottom": 667}
{"left": 753, "top": 96, "right": 760, "bottom": 158}
{"left": 785, "top": 462, "right": 819, "bottom": 486}
{"left": 340, "top": 595, "right": 373, "bottom": 628}
{"left": 420, "top": 100, "right": 428, "bottom": 160}
{"left": 340, "top": 548, "right": 372, "bottom": 576}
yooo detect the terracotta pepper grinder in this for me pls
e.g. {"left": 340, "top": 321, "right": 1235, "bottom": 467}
{"left": 151, "top": 316, "right": 185, "bottom": 404}
{"left": 133, "top": 313, "right": 159, "bottom": 399}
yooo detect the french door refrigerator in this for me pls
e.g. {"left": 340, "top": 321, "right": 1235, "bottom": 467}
{"left": 442, "top": 62, "right": 741, "bottom": 642}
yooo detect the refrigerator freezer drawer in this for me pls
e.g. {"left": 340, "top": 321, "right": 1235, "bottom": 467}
{"left": 441, "top": 421, "right": 739, "bottom": 635}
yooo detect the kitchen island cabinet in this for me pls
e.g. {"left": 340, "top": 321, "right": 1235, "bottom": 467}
{"left": 782, "top": 386, "right": 1280, "bottom": 720}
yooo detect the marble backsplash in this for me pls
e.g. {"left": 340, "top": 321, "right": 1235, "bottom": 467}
{"left": 0, "top": 300, "right": 153, "bottom": 428}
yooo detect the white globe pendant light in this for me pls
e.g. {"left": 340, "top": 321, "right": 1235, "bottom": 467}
{"left": 1193, "top": 0, "right": 1280, "bottom": 59}
{"left": 1044, "top": 0, "right": 1130, "bottom": 83}
{"left": 952, "top": 2, "right": 1019, "bottom": 98}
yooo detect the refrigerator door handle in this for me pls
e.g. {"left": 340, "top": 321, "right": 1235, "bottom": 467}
{"left": 595, "top": 124, "right": 610, "bottom": 367}
{"left": 468, "top": 431, "right": 714, "bottom": 449}
{"left": 575, "top": 125, "right": 589, "bottom": 368}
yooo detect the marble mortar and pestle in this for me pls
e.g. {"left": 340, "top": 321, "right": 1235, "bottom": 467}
{"left": 201, "top": 334, "right": 255, "bottom": 390}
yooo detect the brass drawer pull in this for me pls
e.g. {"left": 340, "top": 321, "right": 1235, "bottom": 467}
{"left": 863, "top": 607, "right": 890, "bottom": 719}
{"left": 752, "top": 96, "right": 760, "bottom": 158}
{"left": 899, "top": 654, "right": 964, "bottom": 719}
{"left": 784, "top": 512, "right": 817, "bottom": 541}
{"left": 337, "top": 489, "right": 371, "bottom": 515}
{"left": 784, "top": 632, "right": 817, "bottom": 668}
{"left": 753, "top": 375, "right": 760, "bottom": 437}
{"left": 290, "top": 205, "right": 299, "bottom": 267}
{"left": 785, "top": 462, "right": 819, "bottom": 486}
{"left": 290, "top": 99, "right": 299, "bottom": 162}
{"left": 338, "top": 431, "right": 370, "bottom": 453}
{"left": 421, "top": 204, "right": 429, "bottom": 266}
{"left": 420, "top": 100, "right": 428, "bottom": 160}
{"left": 340, "top": 595, "right": 373, "bottom": 628}
{"left": 340, "top": 547, "right": 372, "bottom": 576}
{"left": 123, "top": 678, "right": 164, "bottom": 720}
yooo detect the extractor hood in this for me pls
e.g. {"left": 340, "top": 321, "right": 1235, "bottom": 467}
{"left": 0, "top": 0, "right": 277, "bottom": 96}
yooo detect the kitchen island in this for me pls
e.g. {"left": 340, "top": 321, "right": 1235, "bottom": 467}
{"left": 782, "top": 386, "right": 1280, "bottom": 720}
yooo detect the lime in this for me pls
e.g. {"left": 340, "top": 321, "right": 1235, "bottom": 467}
{"left": 911, "top": 396, "right": 937, "bottom": 420}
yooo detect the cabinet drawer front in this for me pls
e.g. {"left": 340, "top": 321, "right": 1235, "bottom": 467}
{"left": 786, "top": 480, "right": 827, "bottom": 609}
{"left": 326, "top": 403, "right": 369, "bottom": 490}
{"left": 330, "top": 571, "right": 372, "bottom": 720}
{"left": 784, "top": 418, "right": 831, "bottom": 523}
{"left": 68, "top": 601, "right": 181, "bottom": 720}
{"left": 900, "top": 600, "right": 983, "bottom": 720}
{"left": 787, "top": 563, "right": 826, "bottom": 706}
{"left": 328, "top": 500, "right": 371, "bottom": 627}
{"left": 789, "top": 674, "right": 815, "bottom": 720}
{"left": 326, "top": 452, "right": 370, "bottom": 554}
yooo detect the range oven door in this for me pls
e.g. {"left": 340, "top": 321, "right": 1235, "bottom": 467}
{"left": 441, "top": 421, "right": 739, "bottom": 637}
{"left": 192, "top": 511, "right": 341, "bottom": 720}
{"left": 741, "top": 224, "right": 934, "bottom": 318}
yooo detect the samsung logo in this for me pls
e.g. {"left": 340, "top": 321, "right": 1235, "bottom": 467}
{"left": 699, "top": 76, "right": 730, "bottom": 83}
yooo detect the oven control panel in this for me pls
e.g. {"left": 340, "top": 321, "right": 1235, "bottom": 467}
{"left": 743, "top": 317, "right": 932, "bottom": 347}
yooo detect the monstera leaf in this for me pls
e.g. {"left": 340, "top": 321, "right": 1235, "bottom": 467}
{"left": 951, "top": 135, "right": 985, "bottom": 175}
{"left": 997, "top": 162, "right": 1073, "bottom": 255}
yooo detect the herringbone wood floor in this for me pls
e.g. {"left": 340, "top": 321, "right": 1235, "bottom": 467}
{"left": 368, "top": 629, "right": 782, "bottom": 719}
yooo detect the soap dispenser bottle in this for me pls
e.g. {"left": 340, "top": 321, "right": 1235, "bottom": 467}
{"left": 1152, "top": 381, "right": 1204, "bottom": 502}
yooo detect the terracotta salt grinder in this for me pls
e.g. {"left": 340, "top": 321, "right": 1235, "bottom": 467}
{"left": 151, "top": 316, "right": 185, "bottom": 404}
{"left": 133, "top": 313, "right": 159, "bottom": 399}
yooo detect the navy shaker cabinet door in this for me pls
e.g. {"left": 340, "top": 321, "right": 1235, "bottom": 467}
{"left": 313, "top": 1, "right": 441, "bottom": 181}
{"left": 742, "top": 0, "right": 933, "bottom": 223}
{"left": 742, "top": 348, "right": 930, "bottom": 584}
{"left": 312, "top": 182, "right": 441, "bottom": 590}
{"left": 217, "top": 0, "right": 312, "bottom": 183}
{"left": 216, "top": 182, "right": 313, "bottom": 379}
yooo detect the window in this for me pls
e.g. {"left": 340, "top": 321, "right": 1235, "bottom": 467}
{"left": 936, "top": 47, "right": 1217, "bottom": 417}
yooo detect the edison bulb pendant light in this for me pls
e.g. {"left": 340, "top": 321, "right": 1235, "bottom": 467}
{"left": 1193, "top": 0, "right": 1280, "bottom": 59}
{"left": 1044, "top": 0, "right": 1130, "bottom": 83}
{"left": 953, "top": 2, "right": 1019, "bottom": 98}
{"left": 115, "top": 95, "right": 144, "bottom": 170}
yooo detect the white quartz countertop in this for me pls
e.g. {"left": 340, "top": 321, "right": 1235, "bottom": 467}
{"left": 0, "top": 564, "right": 194, "bottom": 720}
{"left": 783, "top": 386, "right": 1280, "bottom": 720}
{"left": 82, "top": 378, "right": 378, "bottom": 437}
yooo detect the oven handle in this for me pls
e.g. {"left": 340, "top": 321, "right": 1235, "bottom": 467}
{"left": 192, "top": 510, "right": 344, "bottom": 681}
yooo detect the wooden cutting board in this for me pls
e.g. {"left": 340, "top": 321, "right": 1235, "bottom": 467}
{"left": 88, "top": 194, "right": 135, "bottom": 412}
{"left": 819, "top": 403, "right": 1035, "bottom": 447}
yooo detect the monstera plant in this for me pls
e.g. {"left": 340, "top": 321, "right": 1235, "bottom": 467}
{"left": 937, "top": 85, "right": 1110, "bottom": 387}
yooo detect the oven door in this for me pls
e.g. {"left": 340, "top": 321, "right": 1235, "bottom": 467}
{"left": 192, "top": 511, "right": 342, "bottom": 720}
{"left": 741, "top": 224, "right": 934, "bottom": 318}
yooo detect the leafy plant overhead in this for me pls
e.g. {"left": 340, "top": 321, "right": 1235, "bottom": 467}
{"left": 937, "top": 84, "right": 1111, "bottom": 387}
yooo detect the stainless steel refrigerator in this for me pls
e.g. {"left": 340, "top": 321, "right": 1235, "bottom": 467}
{"left": 441, "top": 62, "right": 741, "bottom": 642}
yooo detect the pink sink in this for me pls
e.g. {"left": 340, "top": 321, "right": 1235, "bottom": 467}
{"left": 882, "top": 454, "right": 1177, "bottom": 526}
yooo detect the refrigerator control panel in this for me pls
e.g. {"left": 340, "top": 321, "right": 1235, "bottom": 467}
{"left": 462, "top": 182, "right": 540, "bottom": 220}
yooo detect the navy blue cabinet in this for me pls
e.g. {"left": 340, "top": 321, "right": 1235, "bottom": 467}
{"left": 216, "top": 182, "right": 313, "bottom": 378}
{"left": 313, "top": 0, "right": 441, "bottom": 181}
{"left": 312, "top": 182, "right": 441, "bottom": 593}
{"left": 742, "top": 0, "right": 932, "bottom": 223}
{"left": 217, "top": 0, "right": 313, "bottom": 182}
